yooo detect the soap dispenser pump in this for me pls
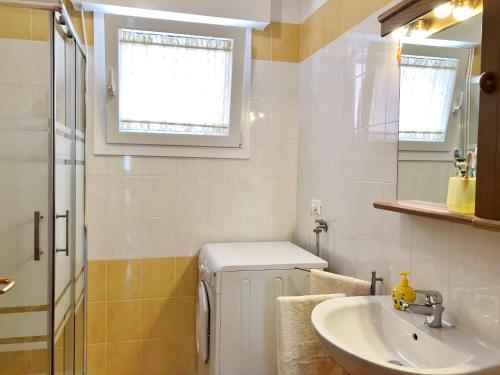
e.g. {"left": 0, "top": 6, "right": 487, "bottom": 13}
{"left": 392, "top": 272, "right": 416, "bottom": 310}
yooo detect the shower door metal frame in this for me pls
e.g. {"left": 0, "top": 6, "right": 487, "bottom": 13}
{"left": 51, "top": 6, "right": 88, "bottom": 375}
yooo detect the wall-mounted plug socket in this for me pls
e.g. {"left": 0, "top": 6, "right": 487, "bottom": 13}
{"left": 310, "top": 199, "right": 322, "bottom": 216}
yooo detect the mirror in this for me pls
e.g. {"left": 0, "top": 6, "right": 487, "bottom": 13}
{"left": 397, "top": 12, "right": 482, "bottom": 203}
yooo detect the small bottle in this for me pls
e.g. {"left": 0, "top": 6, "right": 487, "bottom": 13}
{"left": 392, "top": 272, "right": 416, "bottom": 310}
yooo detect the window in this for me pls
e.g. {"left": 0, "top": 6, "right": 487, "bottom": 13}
{"left": 399, "top": 55, "right": 458, "bottom": 142}
{"left": 119, "top": 30, "right": 234, "bottom": 137}
{"left": 103, "top": 15, "right": 250, "bottom": 153}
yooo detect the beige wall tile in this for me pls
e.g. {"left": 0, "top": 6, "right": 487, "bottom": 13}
{"left": 300, "top": 16, "right": 313, "bottom": 61}
{"left": 86, "top": 256, "right": 204, "bottom": 373}
{"left": 310, "top": 7, "right": 327, "bottom": 54}
{"left": 252, "top": 25, "right": 272, "bottom": 61}
{"left": 174, "top": 297, "right": 196, "bottom": 337}
{"left": 54, "top": 342, "right": 64, "bottom": 374}
{"left": 31, "top": 349, "right": 49, "bottom": 374}
{"left": 88, "top": 260, "right": 107, "bottom": 302}
{"left": 31, "top": 9, "right": 50, "bottom": 42}
{"left": 87, "top": 344, "right": 106, "bottom": 375}
{"left": 324, "top": 0, "right": 345, "bottom": 43}
{"left": 107, "top": 341, "right": 141, "bottom": 375}
{"left": 300, "top": 0, "right": 391, "bottom": 61}
{"left": 0, "top": 5, "right": 90, "bottom": 42}
{"left": 0, "top": 350, "right": 32, "bottom": 375}
{"left": 107, "top": 300, "right": 141, "bottom": 342}
{"left": 174, "top": 337, "right": 197, "bottom": 375}
{"left": 141, "top": 298, "right": 175, "bottom": 339}
{"left": 343, "top": 0, "right": 391, "bottom": 31}
{"left": 271, "top": 22, "right": 300, "bottom": 63}
{"left": 342, "top": 0, "right": 366, "bottom": 31}
{"left": 174, "top": 257, "right": 198, "bottom": 297}
{"left": 142, "top": 258, "right": 175, "bottom": 298}
{"left": 75, "top": 302, "right": 85, "bottom": 372}
{"left": 0, "top": 6, "right": 31, "bottom": 40}
{"left": 88, "top": 302, "right": 107, "bottom": 344}
{"left": 107, "top": 259, "right": 142, "bottom": 301}
{"left": 141, "top": 339, "right": 175, "bottom": 375}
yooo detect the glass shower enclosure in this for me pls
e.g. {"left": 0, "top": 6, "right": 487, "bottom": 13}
{"left": 0, "top": 3, "right": 87, "bottom": 374}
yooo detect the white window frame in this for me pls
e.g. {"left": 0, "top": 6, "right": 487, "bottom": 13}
{"left": 98, "top": 14, "right": 251, "bottom": 158}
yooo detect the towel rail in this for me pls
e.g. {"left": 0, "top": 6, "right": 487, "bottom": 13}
{"left": 295, "top": 268, "right": 383, "bottom": 296}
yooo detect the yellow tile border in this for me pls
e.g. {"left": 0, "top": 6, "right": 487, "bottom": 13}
{"left": 0, "top": 3, "right": 93, "bottom": 44}
{"left": 0, "top": 335, "right": 48, "bottom": 345}
{"left": 1, "top": 1, "right": 389, "bottom": 62}
{"left": 253, "top": 0, "right": 392, "bottom": 63}
{"left": 252, "top": 22, "right": 300, "bottom": 63}
{"left": 0, "top": 305, "right": 48, "bottom": 314}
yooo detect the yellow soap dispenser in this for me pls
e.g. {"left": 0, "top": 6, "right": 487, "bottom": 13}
{"left": 392, "top": 272, "right": 416, "bottom": 310}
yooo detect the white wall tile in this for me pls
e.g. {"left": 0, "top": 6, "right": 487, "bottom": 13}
{"left": 176, "top": 176, "right": 210, "bottom": 217}
{"left": 141, "top": 217, "right": 178, "bottom": 257}
{"left": 87, "top": 154, "right": 142, "bottom": 176}
{"left": 87, "top": 176, "right": 142, "bottom": 218}
{"left": 87, "top": 218, "right": 142, "bottom": 259}
{"left": 296, "top": 4, "right": 500, "bottom": 346}
{"left": 87, "top": 59, "right": 299, "bottom": 260}
{"left": 141, "top": 176, "right": 177, "bottom": 217}
{"left": 140, "top": 157, "right": 177, "bottom": 176}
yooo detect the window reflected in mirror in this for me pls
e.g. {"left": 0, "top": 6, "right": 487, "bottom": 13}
{"left": 397, "top": 6, "right": 482, "bottom": 204}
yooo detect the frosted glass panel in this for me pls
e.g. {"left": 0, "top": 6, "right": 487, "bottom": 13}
{"left": 0, "top": 7, "right": 50, "bottom": 374}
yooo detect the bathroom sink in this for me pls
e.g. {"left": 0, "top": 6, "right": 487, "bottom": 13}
{"left": 311, "top": 296, "right": 500, "bottom": 375}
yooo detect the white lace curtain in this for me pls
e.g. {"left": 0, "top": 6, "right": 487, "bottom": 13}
{"left": 118, "top": 29, "right": 234, "bottom": 136}
{"left": 399, "top": 55, "right": 458, "bottom": 142}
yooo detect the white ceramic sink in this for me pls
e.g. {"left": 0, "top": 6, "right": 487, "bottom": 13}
{"left": 311, "top": 296, "right": 500, "bottom": 375}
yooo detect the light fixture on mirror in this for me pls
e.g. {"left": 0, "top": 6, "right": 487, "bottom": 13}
{"left": 391, "top": 26, "right": 409, "bottom": 39}
{"left": 452, "top": 0, "right": 475, "bottom": 21}
{"left": 433, "top": 0, "right": 477, "bottom": 22}
{"left": 434, "top": 2, "right": 454, "bottom": 19}
{"left": 409, "top": 19, "right": 430, "bottom": 39}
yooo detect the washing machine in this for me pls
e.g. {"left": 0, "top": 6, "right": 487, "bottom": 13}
{"left": 196, "top": 241, "right": 328, "bottom": 375}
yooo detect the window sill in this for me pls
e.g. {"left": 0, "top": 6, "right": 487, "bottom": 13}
{"left": 93, "top": 125, "right": 250, "bottom": 159}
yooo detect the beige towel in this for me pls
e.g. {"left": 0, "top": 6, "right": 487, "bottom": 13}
{"left": 310, "top": 269, "right": 371, "bottom": 296}
{"left": 276, "top": 294, "right": 345, "bottom": 375}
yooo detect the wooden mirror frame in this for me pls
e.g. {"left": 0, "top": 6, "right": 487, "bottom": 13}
{"left": 376, "top": 0, "right": 500, "bottom": 225}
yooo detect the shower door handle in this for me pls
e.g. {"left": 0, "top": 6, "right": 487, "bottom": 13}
{"left": 55, "top": 210, "right": 69, "bottom": 256}
{"left": 0, "top": 278, "right": 15, "bottom": 295}
{"left": 34, "top": 211, "right": 44, "bottom": 261}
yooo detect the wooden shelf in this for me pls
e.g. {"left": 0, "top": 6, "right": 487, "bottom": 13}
{"left": 373, "top": 200, "right": 500, "bottom": 233}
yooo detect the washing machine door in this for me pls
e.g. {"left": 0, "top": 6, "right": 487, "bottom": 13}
{"left": 196, "top": 280, "right": 211, "bottom": 364}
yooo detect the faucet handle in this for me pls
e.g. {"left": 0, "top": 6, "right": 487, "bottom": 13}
{"left": 415, "top": 290, "right": 443, "bottom": 304}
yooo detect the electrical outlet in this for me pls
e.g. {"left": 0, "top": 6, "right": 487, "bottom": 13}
{"left": 310, "top": 199, "right": 322, "bottom": 216}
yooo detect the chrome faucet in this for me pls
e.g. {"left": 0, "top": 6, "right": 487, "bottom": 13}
{"left": 370, "top": 271, "right": 383, "bottom": 296}
{"left": 403, "top": 290, "right": 445, "bottom": 328}
{"left": 313, "top": 219, "right": 328, "bottom": 234}
{"left": 312, "top": 219, "right": 328, "bottom": 256}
